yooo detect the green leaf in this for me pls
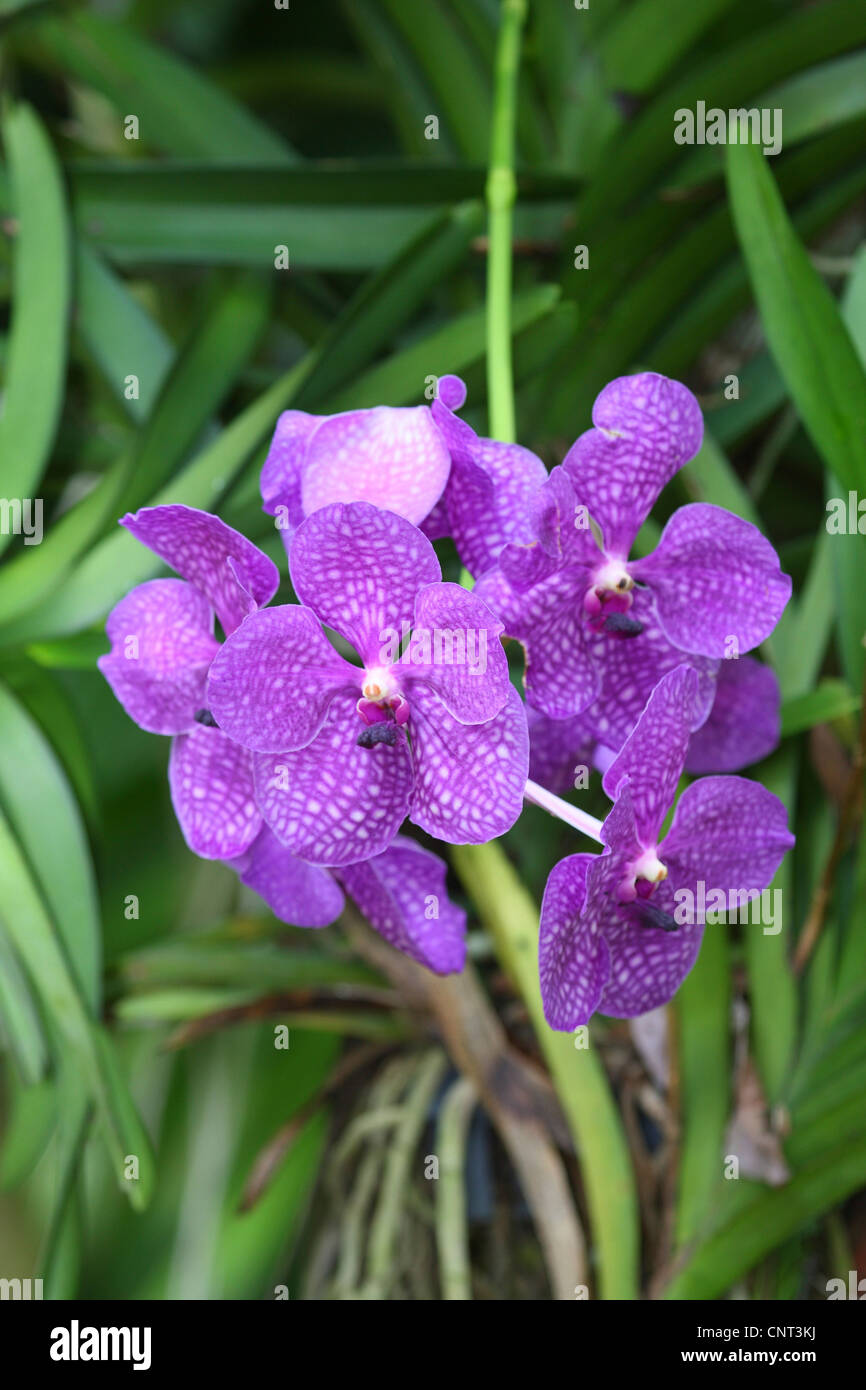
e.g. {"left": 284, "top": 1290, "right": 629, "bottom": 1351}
{"left": 0, "top": 357, "right": 313, "bottom": 644}
{"left": 0, "top": 272, "right": 265, "bottom": 631}
{"left": 327, "top": 283, "right": 559, "bottom": 412}
{"left": 26, "top": 10, "right": 297, "bottom": 163}
{"left": 0, "top": 925, "right": 49, "bottom": 1084}
{"left": 0, "top": 809, "right": 154, "bottom": 1208}
{"left": 75, "top": 242, "right": 174, "bottom": 420}
{"left": 581, "top": 0, "right": 866, "bottom": 229}
{"left": 675, "top": 922, "right": 730, "bottom": 1248}
{"left": 599, "top": 0, "right": 739, "bottom": 97}
{"left": 664, "top": 1134, "right": 866, "bottom": 1299}
{"left": 122, "top": 270, "right": 271, "bottom": 511}
{"left": 681, "top": 430, "right": 762, "bottom": 528}
{"left": 726, "top": 141, "right": 866, "bottom": 496}
{"left": 0, "top": 658, "right": 98, "bottom": 825}
{"left": 0, "top": 681, "right": 100, "bottom": 1011}
{"left": 210, "top": 1029, "right": 338, "bottom": 1300}
{"left": 771, "top": 529, "right": 836, "bottom": 700}
{"left": 38, "top": 1079, "right": 91, "bottom": 1299}
{"left": 377, "top": 0, "right": 490, "bottom": 161}
{"left": 340, "top": 0, "right": 457, "bottom": 159}
{"left": 0, "top": 1076, "right": 56, "bottom": 1189}
{"left": 672, "top": 50, "right": 866, "bottom": 190}
{"left": 780, "top": 679, "right": 861, "bottom": 738}
{"left": 296, "top": 200, "right": 485, "bottom": 408}
{"left": 116, "top": 986, "right": 262, "bottom": 1023}
{"left": 0, "top": 0, "right": 52, "bottom": 28}
{"left": 121, "top": 941, "right": 381, "bottom": 994}
{"left": 0, "top": 102, "right": 71, "bottom": 548}
{"left": 0, "top": 463, "right": 128, "bottom": 627}
{"left": 0, "top": 159, "right": 573, "bottom": 270}
{"left": 829, "top": 251, "right": 866, "bottom": 691}
{"left": 76, "top": 196, "right": 438, "bottom": 272}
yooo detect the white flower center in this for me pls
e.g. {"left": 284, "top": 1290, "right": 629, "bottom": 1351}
{"left": 633, "top": 847, "right": 668, "bottom": 886}
{"left": 361, "top": 666, "right": 399, "bottom": 704}
{"left": 593, "top": 557, "right": 634, "bottom": 595}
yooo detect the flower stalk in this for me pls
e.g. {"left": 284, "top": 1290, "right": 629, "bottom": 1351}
{"left": 454, "top": 0, "right": 640, "bottom": 1300}
{"left": 524, "top": 778, "right": 604, "bottom": 844}
{"left": 485, "top": 0, "right": 526, "bottom": 445}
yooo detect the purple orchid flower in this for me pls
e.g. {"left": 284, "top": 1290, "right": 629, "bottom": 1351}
{"left": 233, "top": 828, "right": 466, "bottom": 974}
{"left": 98, "top": 504, "right": 280, "bottom": 861}
{"left": 475, "top": 373, "right": 790, "bottom": 745}
{"left": 206, "top": 501, "right": 528, "bottom": 867}
{"left": 538, "top": 665, "right": 794, "bottom": 1028}
{"left": 528, "top": 654, "right": 781, "bottom": 793}
{"left": 684, "top": 655, "right": 781, "bottom": 774}
{"left": 259, "top": 374, "right": 547, "bottom": 568}
{"left": 427, "top": 376, "right": 548, "bottom": 574}
{"left": 260, "top": 383, "right": 462, "bottom": 540}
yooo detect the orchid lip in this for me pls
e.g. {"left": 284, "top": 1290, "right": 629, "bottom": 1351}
{"left": 583, "top": 556, "right": 636, "bottom": 625}
{"left": 618, "top": 846, "right": 668, "bottom": 903}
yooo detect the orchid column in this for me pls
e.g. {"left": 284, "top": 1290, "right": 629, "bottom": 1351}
{"left": 450, "top": 0, "right": 641, "bottom": 1301}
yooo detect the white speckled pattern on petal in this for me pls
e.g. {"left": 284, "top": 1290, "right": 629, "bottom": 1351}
{"left": 340, "top": 837, "right": 466, "bottom": 973}
{"left": 98, "top": 578, "right": 218, "bottom": 735}
{"left": 233, "top": 826, "right": 345, "bottom": 927}
{"left": 631, "top": 503, "right": 792, "bottom": 658}
{"left": 528, "top": 706, "right": 596, "bottom": 795}
{"left": 252, "top": 691, "right": 414, "bottom": 866}
{"left": 289, "top": 502, "right": 441, "bottom": 665}
{"left": 580, "top": 587, "right": 718, "bottom": 753}
{"left": 207, "top": 604, "right": 358, "bottom": 753}
{"left": 169, "top": 724, "right": 262, "bottom": 859}
{"left": 405, "top": 581, "right": 509, "bottom": 724}
{"left": 539, "top": 852, "right": 610, "bottom": 1030}
{"left": 122, "top": 504, "right": 280, "bottom": 637}
{"left": 301, "top": 406, "right": 451, "bottom": 527}
{"left": 260, "top": 409, "right": 321, "bottom": 526}
{"left": 686, "top": 656, "right": 780, "bottom": 773}
{"left": 476, "top": 565, "right": 600, "bottom": 720}
{"left": 597, "top": 887, "right": 705, "bottom": 1019}
{"left": 661, "top": 775, "right": 794, "bottom": 896}
{"left": 602, "top": 665, "right": 698, "bottom": 844}
{"left": 563, "top": 373, "right": 703, "bottom": 557}
{"left": 408, "top": 684, "right": 528, "bottom": 843}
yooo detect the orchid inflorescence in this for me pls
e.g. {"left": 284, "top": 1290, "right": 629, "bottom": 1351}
{"left": 100, "top": 371, "right": 794, "bottom": 1028}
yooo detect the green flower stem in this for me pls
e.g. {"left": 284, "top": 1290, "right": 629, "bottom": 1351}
{"left": 485, "top": 0, "right": 526, "bottom": 444}
{"left": 450, "top": 0, "right": 641, "bottom": 1300}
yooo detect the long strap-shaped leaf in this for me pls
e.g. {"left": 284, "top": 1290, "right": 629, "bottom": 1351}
{"left": 0, "top": 809, "right": 154, "bottom": 1208}
{"left": 0, "top": 102, "right": 70, "bottom": 550}
{"left": 726, "top": 141, "right": 866, "bottom": 497}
